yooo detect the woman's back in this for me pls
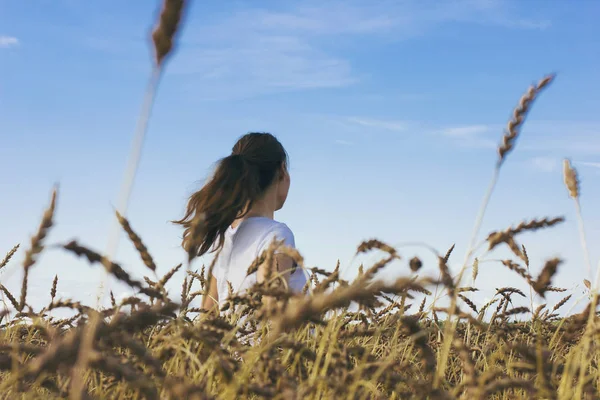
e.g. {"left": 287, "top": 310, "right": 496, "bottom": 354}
{"left": 213, "top": 217, "right": 307, "bottom": 305}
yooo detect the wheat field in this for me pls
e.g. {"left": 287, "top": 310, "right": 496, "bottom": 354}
{"left": 1, "top": 1, "right": 599, "bottom": 399}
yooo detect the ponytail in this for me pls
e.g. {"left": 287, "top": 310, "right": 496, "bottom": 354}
{"left": 174, "top": 154, "right": 262, "bottom": 257}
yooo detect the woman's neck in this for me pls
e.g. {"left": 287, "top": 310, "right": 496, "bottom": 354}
{"left": 231, "top": 198, "right": 275, "bottom": 228}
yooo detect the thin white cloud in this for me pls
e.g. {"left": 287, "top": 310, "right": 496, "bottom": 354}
{"left": 161, "top": 0, "right": 551, "bottom": 99}
{"left": 530, "top": 156, "right": 559, "bottom": 173}
{"left": 578, "top": 161, "right": 600, "bottom": 169}
{"left": 338, "top": 117, "right": 500, "bottom": 151}
{"left": 453, "top": 137, "right": 498, "bottom": 150}
{"left": 168, "top": 33, "right": 355, "bottom": 100}
{"left": 0, "top": 35, "right": 19, "bottom": 48}
{"left": 64, "top": 1, "right": 550, "bottom": 100}
{"left": 437, "top": 124, "right": 498, "bottom": 149}
{"left": 518, "top": 121, "right": 600, "bottom": 156}
{"left": 337, "top": 117, "right": 600, "bottom": 159}
{"left": 222, "top": 5, "right": 395, "bottom": 36}
{"left": 197, "top": 0, "right": 550, "bottom": 40}
{"left": 344, "top": 117, "right": 407, "bottom": 132}
{"left": 440, "top": 125, "right": 491, "bottom": 137}
{"left": 433, "top": 0, "right": 551, "bottom": 31}
{"left": 454, "top": 121, "right": 600, "bottom": 155}
{"left": 335, "top": 139, "right": 354, "bottom": 146}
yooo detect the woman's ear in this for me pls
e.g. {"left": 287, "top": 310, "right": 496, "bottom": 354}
{"left": 279, "top": 163, "right": 288, "bottom": 181}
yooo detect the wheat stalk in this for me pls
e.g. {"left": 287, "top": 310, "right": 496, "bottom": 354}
{"left": 435, "top": 74, "right": 555, "bottom": 388}
{"left": 70, "top": 3, "right": 189, "bottom": 398}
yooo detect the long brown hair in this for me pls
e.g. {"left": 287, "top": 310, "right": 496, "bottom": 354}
{"left": 173, "top": 132, "right": 289, "bottom": 258}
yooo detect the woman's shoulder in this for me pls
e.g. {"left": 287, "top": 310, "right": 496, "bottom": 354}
{"left": 234, "top": 217, "right": 292, "bottom": 241}
{"left": 242, "top": 217, "right": 292, "bottom": 232}
{"left": 267, "top": 218, "right": 293, "bottom": 234}
{"left": 254, "top": 219, "right": 295, "bottom": 249}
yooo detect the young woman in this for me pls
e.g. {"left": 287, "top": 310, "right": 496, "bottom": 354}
{"left": 173, "top": 132, "right": 307, "bottom": 312}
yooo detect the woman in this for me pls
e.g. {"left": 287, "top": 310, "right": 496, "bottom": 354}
{"left": 173, "top": 132, "right": 307, "bottom": 313}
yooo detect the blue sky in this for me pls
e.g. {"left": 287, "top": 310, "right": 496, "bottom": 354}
{"left": 1, "top": 0, "right": 599, "bottom": 314}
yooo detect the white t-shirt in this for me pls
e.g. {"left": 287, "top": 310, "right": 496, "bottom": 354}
{"left": 212, "top": 217, "right": 308, "bottom": 305}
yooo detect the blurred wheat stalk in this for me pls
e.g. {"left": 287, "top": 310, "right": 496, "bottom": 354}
{"left": 73, "top": 1, "right": 189, "bottom": 399}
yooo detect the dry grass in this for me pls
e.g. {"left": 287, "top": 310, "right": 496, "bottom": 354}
{"left": 1, "top": 1, "right": 599, "bottom": 399}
